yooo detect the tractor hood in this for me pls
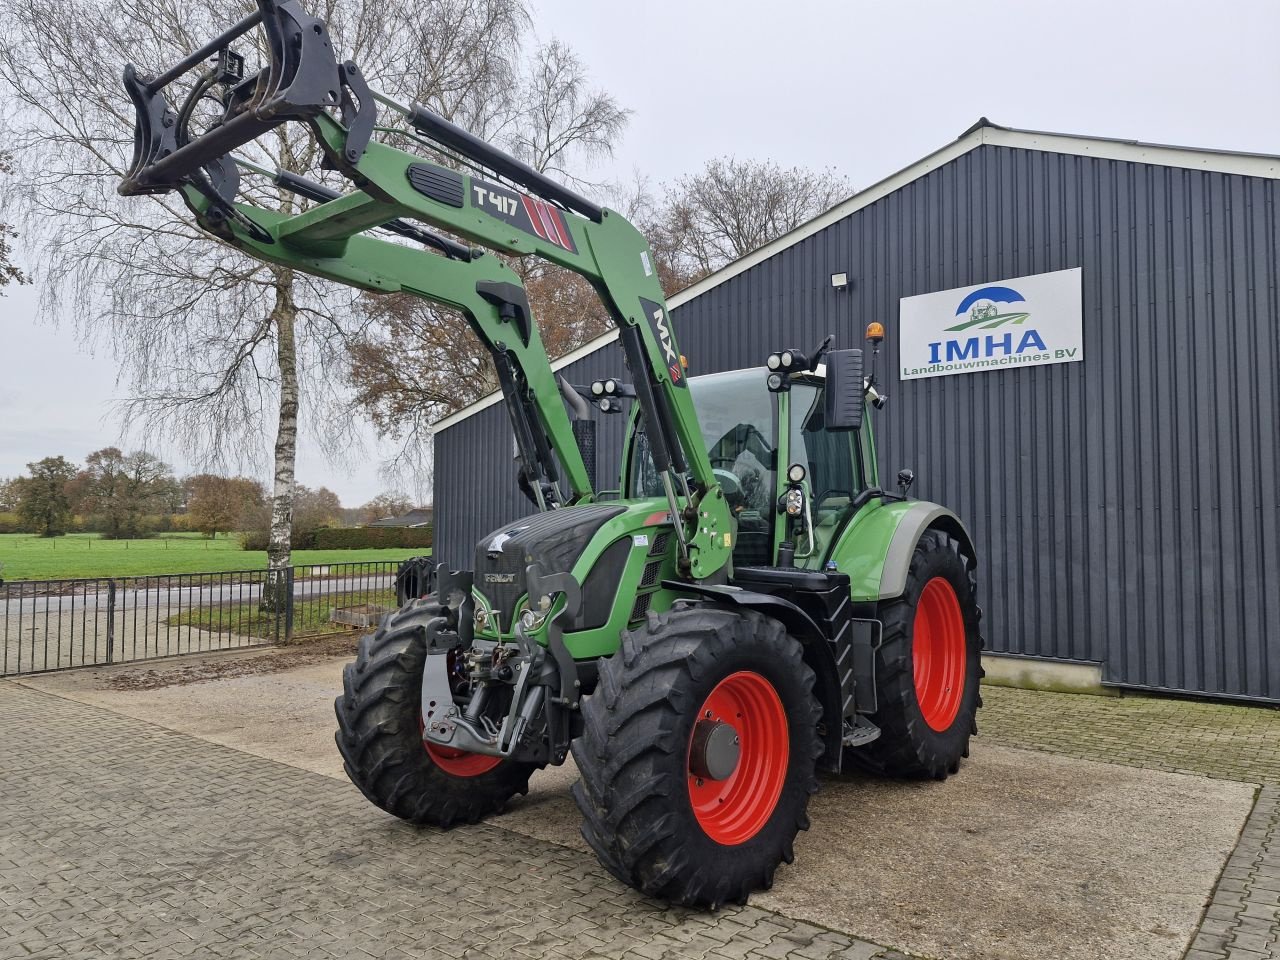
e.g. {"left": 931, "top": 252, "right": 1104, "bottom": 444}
{"left": 472, "top": 503, "right": 628, "bottom": 633}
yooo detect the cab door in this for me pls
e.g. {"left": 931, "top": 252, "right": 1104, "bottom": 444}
{"left": 780, "top": 379, "right": 873, "bottom": 568}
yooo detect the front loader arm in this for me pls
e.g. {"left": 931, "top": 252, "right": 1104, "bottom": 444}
{"left": 177, "top": 183, "right": 592, "bottom": 507}
{"left": 294, "top": 113, "right": 732, "bottom": 576}
{"left": 118, "top": 0, "right": 734, "bottom": 578}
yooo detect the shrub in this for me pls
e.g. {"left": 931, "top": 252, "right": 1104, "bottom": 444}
{"left": 313, "top": 526, "right": 433, "bottom": 549}
{"left": 144, "top": 513, "right": 194, "bottom": 533}
{"left": 239, "top": 529, "right": 270, "bottom": 551}
{"left": 0, "top": 511, "right": 23, "bottom": 533}
{"left": 168, "top": 513, "right": 197, "bottom": 533}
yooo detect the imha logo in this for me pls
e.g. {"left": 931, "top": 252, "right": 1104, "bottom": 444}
{"left": 926, "top": 285, "right": 1046, "bottom": 364}
{"left": 899, "top": 268, "right": 1083, "bottom": 380}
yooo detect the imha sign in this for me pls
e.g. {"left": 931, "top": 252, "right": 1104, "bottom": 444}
{"left": 898, "top": 268, "right": 1084, "bottom": 380}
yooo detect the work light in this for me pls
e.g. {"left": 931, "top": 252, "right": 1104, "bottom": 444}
{"left": 785, "top": 488, "right": 804, "bottom": 516}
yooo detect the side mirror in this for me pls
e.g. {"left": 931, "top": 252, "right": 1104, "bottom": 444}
{"left": 824, "top": 348, "right": 864, "bottom": 431}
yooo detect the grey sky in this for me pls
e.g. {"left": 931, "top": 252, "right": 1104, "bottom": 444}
{"left": 3, "top": 0, "right": 1277, "bottom": 504}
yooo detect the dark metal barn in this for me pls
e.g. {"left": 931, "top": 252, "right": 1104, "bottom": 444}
{"left": 432, "top": 119, "right": 1280, "bottom": 703}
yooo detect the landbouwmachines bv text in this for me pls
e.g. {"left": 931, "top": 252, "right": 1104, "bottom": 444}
{"left": 118, "top": 0, "right": 985, "bottom": 908}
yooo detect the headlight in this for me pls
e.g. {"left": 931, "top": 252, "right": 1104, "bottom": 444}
{"left": 785, "top": 488, "right": 804, "bottom": 516}
{"left": 517, "top": 596, "right": 550, "bottom": 632}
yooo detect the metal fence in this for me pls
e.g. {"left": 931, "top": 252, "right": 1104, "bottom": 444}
{"left": 0, "top": 561, "right": 400, "bottom": 677}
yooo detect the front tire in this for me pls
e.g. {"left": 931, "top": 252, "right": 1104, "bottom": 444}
{"left": 334, "top": 599, "right": 537, "bottom": 827}
{"left": 572, "top": 606, "right": 821, "bottom": 908}
{"left": 846, "top": 529, "right": 983, "bottom": 779}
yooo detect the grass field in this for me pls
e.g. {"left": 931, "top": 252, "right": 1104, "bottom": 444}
{"left": 0, "top": 532, "right": 430, "bottom": 581}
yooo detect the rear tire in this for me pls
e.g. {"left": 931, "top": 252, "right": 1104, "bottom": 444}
{"left": 334, "top": 598, "right": 537, "bottom": 826}
{"left": 846, "top": 529, "right": 983, "bottom": 779}
{"left": 572, "top": 605, "right": 821, "bottom": 908}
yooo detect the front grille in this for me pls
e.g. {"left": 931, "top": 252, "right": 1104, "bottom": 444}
{"left": 640, "top": 559, "right": 661, "bottom": 587}
{"left": 629, "top": 592, "right": 652, "bottom": 623}
{"left": 649, "top": 532, "right": 670, "bottom": 557}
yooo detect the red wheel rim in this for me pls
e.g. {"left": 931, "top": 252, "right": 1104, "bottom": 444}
{"left": 424, "top": 742, "right": 503, "bottom": 777}
{"left": 687, "top": 670, "right": 789, "bottom": 846}
{"left": 913, "top": 576, "right": 967, "bottom": 732}
{"left": 416, "top": 649, "right": 502, "bottom": 778}
{"left": 418, "top": 712, "right": 502, "bottom": 778}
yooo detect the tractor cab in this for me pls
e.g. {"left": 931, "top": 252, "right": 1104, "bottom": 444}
{"left": 624, "top": 362, "right": 879, "bottom": 572}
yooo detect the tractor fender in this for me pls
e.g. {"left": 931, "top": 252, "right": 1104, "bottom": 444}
{"left": 667, "top": 581, "right": 845, "bottom": 772}
{"left": 879, "top": 501, "right": 978, "bottom": 600}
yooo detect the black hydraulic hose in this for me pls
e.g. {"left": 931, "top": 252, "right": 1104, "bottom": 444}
{"left": 174, "top": 70, "right": 218, "bottom": 150}
{"left": 651, "top": 380, "right": 688, "bottom": 475}
{"left": 494, "top": 351, "right": 556, "bottom": 509}
{"left": 618, "top": 325, "right": 674, "bottom": 475}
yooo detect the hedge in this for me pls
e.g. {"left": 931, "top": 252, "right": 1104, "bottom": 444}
{"left": 238, "top": 529, "right": 318, "bottom": 550}
{"left": 238, "top": 526, "right": 433, "bottom": 551}
{"left": 313, "top": 526, "right": 433, "bottom": 549}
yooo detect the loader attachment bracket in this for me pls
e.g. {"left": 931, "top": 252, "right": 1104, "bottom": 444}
{"left": 119, "top": 0, "right": 372, "bottom": 201}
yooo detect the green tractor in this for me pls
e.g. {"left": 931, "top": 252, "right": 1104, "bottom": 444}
{"left": 119, "top": 0, "right": 984, "bottom": 908}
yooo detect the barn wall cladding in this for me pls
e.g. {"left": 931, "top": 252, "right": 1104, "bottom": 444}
{"left": 434, "top": 132, "right": 1280, "bottom": 703}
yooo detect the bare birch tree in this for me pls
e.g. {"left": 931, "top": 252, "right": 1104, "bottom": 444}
{"left": 656, "top": 158, "right": 852, "bottom": 276}
{"left": 0, "top": 0, "right": 613, "bottom": 575}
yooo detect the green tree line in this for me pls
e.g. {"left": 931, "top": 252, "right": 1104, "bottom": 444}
{"left": 0, "top": 450, "right": 420, "bottom": 543}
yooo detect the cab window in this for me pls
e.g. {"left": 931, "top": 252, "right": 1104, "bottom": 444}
{"left": 629, "top": 369, "right": 777, "bottom": 566}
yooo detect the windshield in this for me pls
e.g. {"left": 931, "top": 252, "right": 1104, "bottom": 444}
{"left": 630, "top": 368, "right": 777, "bottom": 564}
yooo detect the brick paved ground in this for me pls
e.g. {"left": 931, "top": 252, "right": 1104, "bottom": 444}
{"left": 982, "top": 685, "right": 1280, "bottom": 960}
{"left": 982, "top": 685, "right": 1280, "bottom": 784}
{"left": 0, "top": 683, "right": 896, "bottom": 960}
{"left": 4, "top": 672, "right": 1278, "bottom": 960}
{"left": 1184, "top": 786, "right": 1280, "bottom": 960}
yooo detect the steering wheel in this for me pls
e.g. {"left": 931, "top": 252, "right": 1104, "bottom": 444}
{"left": 713, "top": 468, "right": 743, "bottom": 499}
